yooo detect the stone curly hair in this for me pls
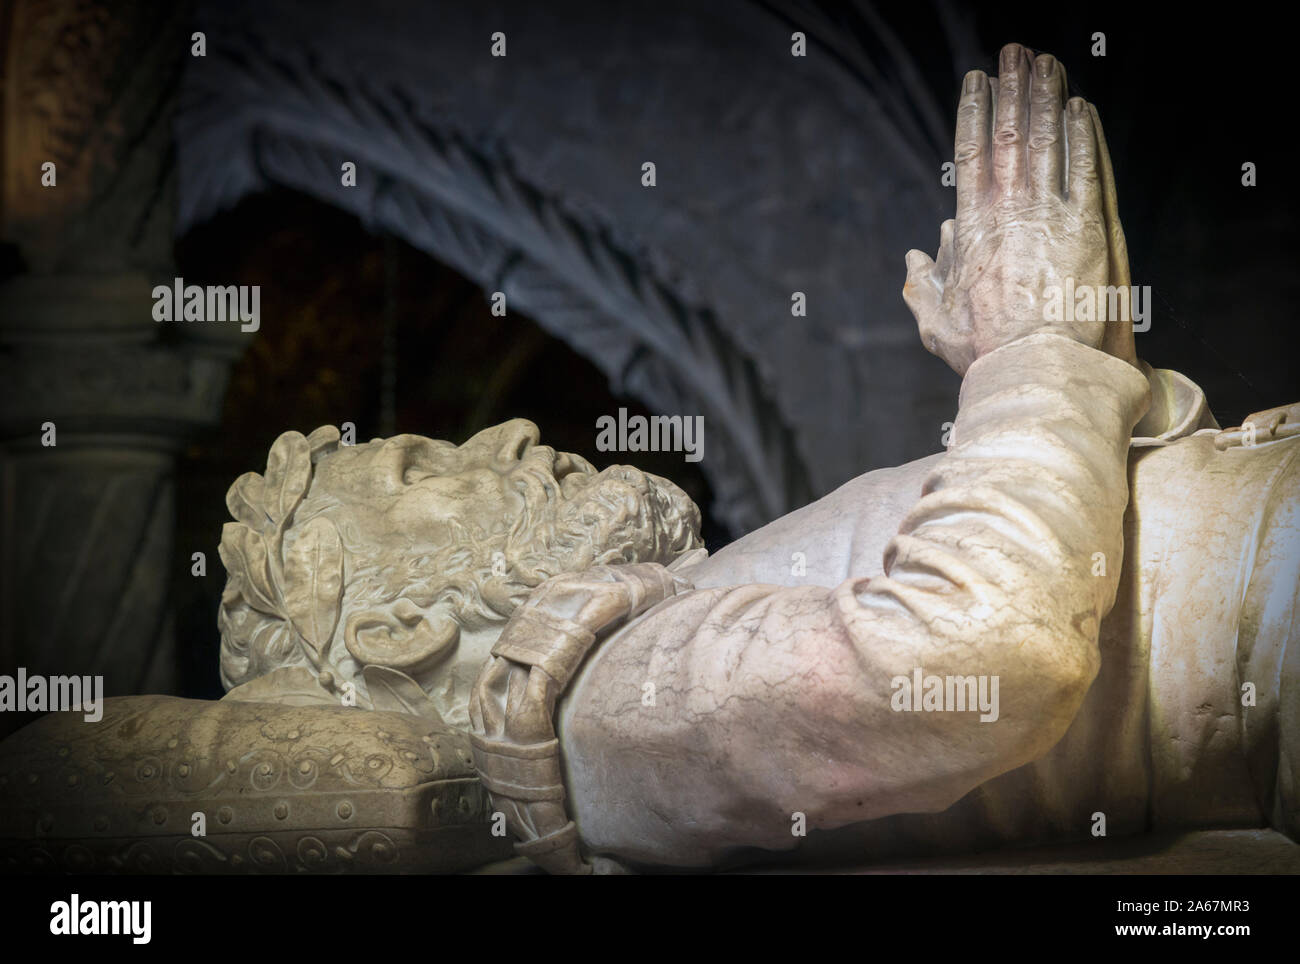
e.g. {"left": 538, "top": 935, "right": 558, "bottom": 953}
{"left": 217, "top": 424, "right": 702, "bottom": 700}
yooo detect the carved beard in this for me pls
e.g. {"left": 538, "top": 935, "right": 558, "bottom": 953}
{"left": 419, "top": 459, "right": 702, "bottom": 726}
{"left": 234, "top": 453, "right": 704, "bottom": 700}
{"left": 219, "top": 434, "right": 704, "bottom": 698}
{"left": 323, "top": 455, "right": 701, "bottom": 642}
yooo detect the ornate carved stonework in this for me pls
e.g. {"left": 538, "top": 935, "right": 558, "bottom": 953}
{"left": 0, "top": 695, "right": 513, "bottom": 873}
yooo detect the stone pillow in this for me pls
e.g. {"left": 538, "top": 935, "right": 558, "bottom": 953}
{"left": 0, "top": 694, "right": 513, "bottom": 873}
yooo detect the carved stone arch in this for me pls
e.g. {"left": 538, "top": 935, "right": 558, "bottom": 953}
{"left": 175, "top": 35, "right": 813, "bottom": 537}
{"left": 0, "top": 0, "right": 979, "bottom": 706}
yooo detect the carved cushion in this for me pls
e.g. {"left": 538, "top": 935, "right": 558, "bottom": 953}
{"left": 0, "top": 696, "right": 513, "bottom": 873}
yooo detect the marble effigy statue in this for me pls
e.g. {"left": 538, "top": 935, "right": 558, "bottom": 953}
{"left": 2, "top": 44, "right": 1297, "bottom": 874}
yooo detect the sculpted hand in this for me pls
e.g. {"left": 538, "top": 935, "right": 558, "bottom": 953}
{"left": 467, "top": 563, "right": 690, "bottom": 873}
{"left": 904, "top": 43, "right": 1138, "bottom": 375}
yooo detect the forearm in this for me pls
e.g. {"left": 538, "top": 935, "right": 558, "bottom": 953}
{"left": 558, "top": 332, "right": 1150, "bottom": 866}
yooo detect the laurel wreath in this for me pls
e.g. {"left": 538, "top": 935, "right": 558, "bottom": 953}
{"left": 218, "top": 424, "right": 345, "bottom": 676}
{"left": 219, "top": 425, "right": 448, "bottom": 720}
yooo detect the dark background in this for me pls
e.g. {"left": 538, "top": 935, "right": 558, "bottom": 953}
{"left": 152, "top": 1, "right": 1298, "bottom": 698}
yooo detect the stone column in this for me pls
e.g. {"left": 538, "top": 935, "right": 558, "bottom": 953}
{"left": 0, "top": 0, "right": 235, "bottom": 726}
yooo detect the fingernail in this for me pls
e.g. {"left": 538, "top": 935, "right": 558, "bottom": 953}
{"left": 965, "top": 70, "right": 985, "bottom": 93}
{"left": 1068, "top": 97, "right": 1085, "bottom": 114}
{"left": 1035, "top": 55, "right": 1055, "bottom": 79}
{"left": 1001, "top": 44, "right": 1021, "bottom": 72}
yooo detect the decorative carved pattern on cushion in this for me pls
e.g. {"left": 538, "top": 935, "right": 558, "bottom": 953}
{"left": 0, "top": 696, "right": 513, "bottom": 873}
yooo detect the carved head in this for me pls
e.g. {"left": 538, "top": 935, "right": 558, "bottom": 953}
{"left": 217, "top": 419, "right": 703, "bottom": 727}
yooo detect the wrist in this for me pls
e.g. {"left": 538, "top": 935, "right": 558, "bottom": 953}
{"left": 962, "top": 330, "right": 1152, "bottom": 430}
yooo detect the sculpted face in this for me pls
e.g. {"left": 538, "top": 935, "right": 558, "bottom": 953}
{"left": 218, "top": 419, "right": 702, "bottom": 729}
{"left": 314, "top": 419, "right": 600, "bottom": 552}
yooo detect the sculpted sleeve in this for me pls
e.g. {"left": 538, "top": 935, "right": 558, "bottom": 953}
{"left": 556, "top": 332, "right": 1152, "bottom": 867}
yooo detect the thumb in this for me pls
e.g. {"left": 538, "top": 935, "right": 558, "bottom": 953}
{"left": 903, "top": 248, "right": 942, "bottom": 323}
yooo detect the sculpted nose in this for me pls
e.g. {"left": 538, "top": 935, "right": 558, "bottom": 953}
{"left": 486, "top": 418, "right": 540, "bottom": 463}
{"left": 372, "top": 434, "right": 426, "bottom": 491}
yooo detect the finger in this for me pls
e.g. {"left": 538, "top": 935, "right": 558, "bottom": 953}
{"left": 505, "top": 661, "right": 530, "bottom": 721}
{"left": 518, "top": 801, "right": 569, "bottom": 841}
{"left": 992, "top": 43, "right": 1034, "bottom": 194}
{"left": 903, "top": 248, "right": 946, "bottom": 359}
{"left": 476, "top": 656, "right": 512, "bottom": 736}
{"left": 1065, "top": 97, "right": 1101, "bottom": 214}
{"left": 468, "top": 686, "right": 483, "bottom": 732}
{"left": 1090, "top": 101, "right": 1137, "bottom": 362}
{"left": 954, "top": 69, "right": 992, "bottom": 223}
{"left": 1089, "top": 102, "right": 1129, "bottom": 288}
{"left": 935, "top": 219, "right": 956, "bottom": 279}
{"left": 504, "top": 799, "right": 534, "bottom": 838}
{"left": 903, "top": 248, "right": 942, "bottom": 324}
{"left": 1028, "top": 53, "right": 1067, "bottom": 198}
{"left": 511, "top": 667, "right": 557, "bottom": 744}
